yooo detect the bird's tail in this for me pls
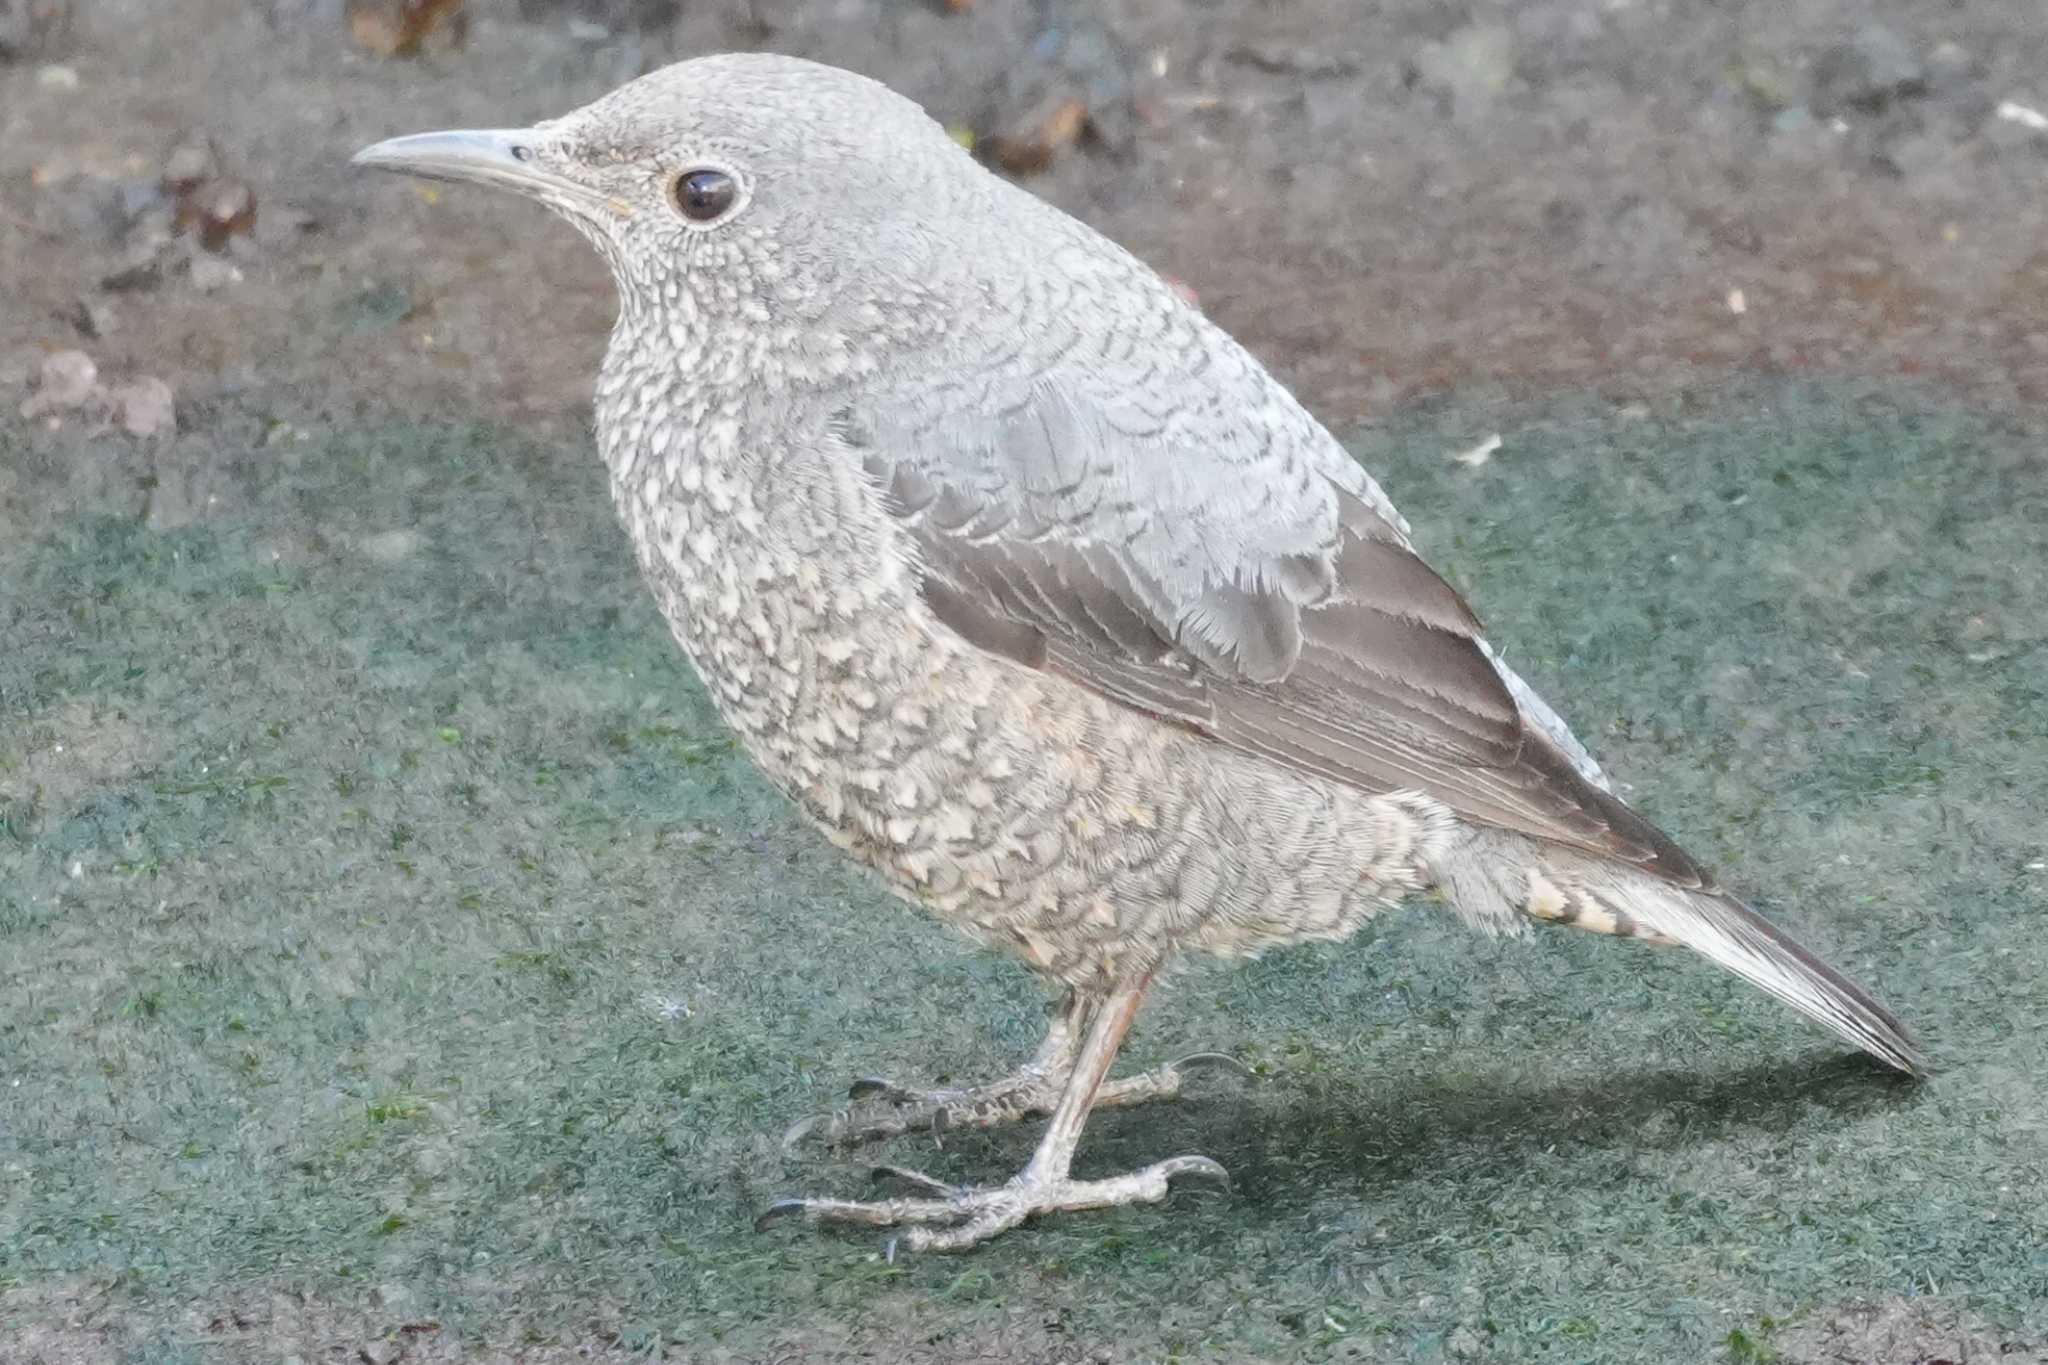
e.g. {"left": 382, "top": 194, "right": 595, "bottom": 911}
{"left": 1431, "top": 827, "right": 1928, "bottom": 1075}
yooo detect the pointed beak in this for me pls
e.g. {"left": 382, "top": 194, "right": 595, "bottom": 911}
{"left": 352, "top": 128, "right": 626, "bottom": 215}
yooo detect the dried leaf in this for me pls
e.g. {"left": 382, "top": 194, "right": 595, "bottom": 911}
{"left": 187, "top": 179, "right": 258, "bottom": 251}
{"left": 348, "top": 0, "right": 468, "bottom": 59}
{"left": 988, "top": 96, "right": 1088, "bottom": 176}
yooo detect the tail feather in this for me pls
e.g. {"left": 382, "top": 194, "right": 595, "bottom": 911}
{"left": 1433, "top": 828, "right": 1928, "bottom": 1075}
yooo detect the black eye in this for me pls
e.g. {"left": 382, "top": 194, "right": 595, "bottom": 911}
{"left": 672, "top": 168, "right": 737, "bottom": 223}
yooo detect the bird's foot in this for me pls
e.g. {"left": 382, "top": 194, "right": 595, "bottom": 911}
{"left": 755, "top": 1155, "right": 1231, "bottom": 1253}
{"left": 781, "top": 1070, "right": 1055, "bottom": 1151}
{"left": 780, "top": 1052, "right": 1249, "bottom": 1151}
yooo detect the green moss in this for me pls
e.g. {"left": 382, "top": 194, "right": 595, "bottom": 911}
{"left": 2, "top": 382, "right": 2043, "bottom": 1360}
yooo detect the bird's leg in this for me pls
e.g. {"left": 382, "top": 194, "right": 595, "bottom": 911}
{"left": 757, "top": 974, "right": 1231, "bottom": 1253}
{"left": 781, "top": 992, "right": 1084, "bottom": 1150}
{"left": 781, "top": 991, "right": 1248, "bottom": 1151}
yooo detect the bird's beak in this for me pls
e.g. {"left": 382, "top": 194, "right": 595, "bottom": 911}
{"left": 352, "top": 128, "right": 628, "bottom": 216}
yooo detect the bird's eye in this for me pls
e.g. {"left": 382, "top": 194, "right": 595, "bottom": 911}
{"left": 672, "top": 168, "right": 738, "bottom": 224}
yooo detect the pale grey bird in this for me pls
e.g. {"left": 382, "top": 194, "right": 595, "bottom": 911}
{"left": 354, "top": 53, "right": 1925, "bottom": 1253}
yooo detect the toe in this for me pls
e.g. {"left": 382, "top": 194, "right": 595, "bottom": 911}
{"left": 899, "top": 1207, "right": 1020, "bottom": 1254}
{"left": 1156, "top": 1154, "right": 1232, "bottom": 1194}
{"left": 870, "top": 1164, "right": 963, "bottom": 1197}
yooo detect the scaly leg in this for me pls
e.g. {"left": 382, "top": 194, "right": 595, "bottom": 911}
{"left": 780, "top": 991, "right": 1247, "bottom": 1151}
{"left": 757, "top": 975, "right": 1231, "bottom": 1253}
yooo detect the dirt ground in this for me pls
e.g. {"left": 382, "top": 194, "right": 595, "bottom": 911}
{"left": 7, "top": 0, "right": 2048, "bottom": 437}
{"left": 5, "top": 1, "right": 2048, "bottom": 1362}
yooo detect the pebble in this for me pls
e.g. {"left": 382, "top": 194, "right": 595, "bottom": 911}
{"left": 1995, "top": 100, "right": 2048, "bottom": 133}
{"left": 19, "top": 350, "right": 98, "bottom": 418}
{"left": 360, "top": 529, "right": 425, "bottom": 562}
{"left": 108, "top": 377, "right": 176, "bottom": 438}
{"left": 188, "top": 254, "right": 244, "bottom": 292}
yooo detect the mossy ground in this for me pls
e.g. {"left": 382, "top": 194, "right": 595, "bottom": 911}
{"left": 2, "top": 382, "right": 2043, "bottom": 1362}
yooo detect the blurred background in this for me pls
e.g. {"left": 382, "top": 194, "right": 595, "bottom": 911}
{"left": 4, "top": 3, "right": 2046, "bottom": 1363}
{"left": 7, "top": 0, "right": 2048, "bottom": 440}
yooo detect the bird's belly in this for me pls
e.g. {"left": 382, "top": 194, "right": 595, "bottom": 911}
{"left": 617, "top": 491, "right": 1441, "bottom": 988}
{"left": 719, "top": 622, "right": 1445, "bottom": 990}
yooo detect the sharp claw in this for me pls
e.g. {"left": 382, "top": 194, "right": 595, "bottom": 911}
{"left": 870, "top": 1164, "right": 961, "bottom": 1197}
{"left": 847, "top": 1076, "right": 898, "bottom": 1101}
{"left": 1158, "top": 1155, "right": 1232, "bottom": 1194}
{"left": 1171, "top": 1052, "right": 1253, "bottom": 1080}
{"left": 754, "top": 1198, "right": 811, "bottom": 1231}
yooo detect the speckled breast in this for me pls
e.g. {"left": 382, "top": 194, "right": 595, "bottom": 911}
{"left": 595, "top": 404, "right": 1442, "bottom": 991}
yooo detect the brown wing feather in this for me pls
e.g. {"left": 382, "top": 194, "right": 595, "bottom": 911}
{"left": 846, "top": 393, "right": 1714, "bottom": 891}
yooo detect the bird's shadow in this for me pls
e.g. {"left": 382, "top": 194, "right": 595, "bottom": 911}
{"left": 1060, "top": 1048, "right": 1925, "bottom": 1220}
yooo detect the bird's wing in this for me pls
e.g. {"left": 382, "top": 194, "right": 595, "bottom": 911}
{"left": 841, "top": 321, "right": 1713, "bottom": 890}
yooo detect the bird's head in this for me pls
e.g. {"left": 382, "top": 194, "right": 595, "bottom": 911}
{"left": 354, "top": 53, "right": 989, "bottom": 335}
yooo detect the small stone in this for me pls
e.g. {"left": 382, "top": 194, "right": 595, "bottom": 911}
{"left": 1448, "top": 433, "right": 1501, "bottom": 468}
{"left": 1811, "top": 24, "right": 1925, "bottom": 115}
{"left": 188, "top": 255, "right": 244, "bottom": 292}
{"left": 1995, "top": 100, "right": 2048, "bottom": 134}
{"left": 35, "top": 62, "right": 77, "bottom": 88}
{"left": 1771, "top": 105, "right": 1816, "bottom": 137}
{"left": 19, "top": 349, "right": 98, "bottom": 418}
{"left": 108, "top": 377, "right": 176, "bottom": 438}
{"left": 361, "top": 529, "right": 424, "bottom": 562}
{"left": 1731, "top": 58, "right": 1797, "bottom": 112}
{"left": 1447, "top": 1325, "right": 1484, "bottom": 1357}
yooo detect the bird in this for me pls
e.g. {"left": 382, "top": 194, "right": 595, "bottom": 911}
{"left": 354, "top": 52, "right": 1926, "bottom": 1253}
